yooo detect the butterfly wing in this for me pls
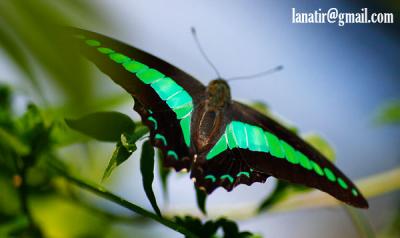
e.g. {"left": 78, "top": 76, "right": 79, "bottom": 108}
{"left": 70, "top": 28, "right": 206, "bottom": 171}
{"left": 191, "top": 101, "right": 368, "bottom": 208}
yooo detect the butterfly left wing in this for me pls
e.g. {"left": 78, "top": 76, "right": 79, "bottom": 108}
{"left": 191, "top": 101, "right": 368, "bottom": 208}
{"left": 69, "top": 28, "right": 206, "bottom": 171}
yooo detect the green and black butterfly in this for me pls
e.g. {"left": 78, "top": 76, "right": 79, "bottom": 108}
{"left": 70, "top": 28, "right": 368, "bottom": 208}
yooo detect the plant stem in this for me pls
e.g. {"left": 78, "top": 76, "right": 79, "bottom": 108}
{"left": 16, "top": 158, "right": 43, "bottom": 237}
{"left": 18, "top": 167, "right": 33, "bottom": 222}
{"left": 48, "top": 163, "right": 199, "bottom": 238}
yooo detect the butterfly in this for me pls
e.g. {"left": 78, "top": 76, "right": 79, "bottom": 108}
{"left": 70, "top": 28, "right": 368, "bottom": 208}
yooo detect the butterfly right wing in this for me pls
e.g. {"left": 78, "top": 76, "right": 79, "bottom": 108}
{"left": 191, "top": 101, "right": 368, "bottom": 208}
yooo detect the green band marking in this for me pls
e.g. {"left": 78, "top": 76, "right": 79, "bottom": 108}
{"left": 137, "top": 68, "right": 165, "bottom": 84}
{"left": 311, "top": 161, "right": 324, "bottom": 176}
{"left": 206, "top": 134, "right": 227, "bottom": 160}
{"left": 155, "top": 133, "right": 167, "bottom": 146}
{"left": 151, "top": 77, "right": 183, "bottom": 100}
{"left": 324, "top": 168, "right": 336, "bottom": 182}
{"left": 172, "top": 103, "right": 193, "bottom": 119}
{"left": 180, "top": 115, "right": 191, "bottom": 146}
{"left": 109, "top": 53, "right": 131, "bottom": 64}
{"left": 237, "top": 171, "right": 250, "bottom": 178}
{"left": 265, "top": 131, "right": 285, "bottom": 158}
{"left": 220, "top": 174, "right": 234, "bottom": 183}
{"left": 227, "top": 123, "right": 238, "bottom": 149}
{"left": 205, "top": 175, "right": 216, "bottom": 182}
{"left": 296, "top": 151, "right": 312, "bottom": 170}
{"left": 351, "top": 188, "right": 358, "bottom": 196}
{"left": 166, "top": 90, "right": 192, "bottom": 109}
{"left": 85, "top": 39, "right": 101, "bottom": 47}
{"left": 123, "top": 61, "right": 149, "bottom": 73}
{"left": 147, "top": 116, "right": 158, "bottom": 130}
{"left": 231, "top": 121, "right": 248, "bottom": 149}
{"left": 281, "top": 140, "right": 299, "bottom": 164}
{"left": 337, "top": 178, "right": 348, "bottom": 189}
{"left": 97, "top": 47, "right": 114, "bottom": 54}
{"left": 167, "top": 150, "right": 178, "bottom": 160}
{"left": 246, "top": 124, "right": 269, "bottom": 152}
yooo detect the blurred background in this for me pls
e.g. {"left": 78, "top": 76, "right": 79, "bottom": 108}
{"left": 0, "top": 0, "right": 399, "bottom": 237}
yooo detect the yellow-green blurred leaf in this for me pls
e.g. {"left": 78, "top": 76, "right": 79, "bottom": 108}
{"left": 375, "top": 100, "right": 400, "bottom": 125}
{"left": 31, "top": 195, "right": 110, "bottom": 238}
{"left": 249, "top": 101, "right": 270, "bottom": 115}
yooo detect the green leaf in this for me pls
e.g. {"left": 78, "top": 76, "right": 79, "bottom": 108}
{"left": 122, "top": 124, "right": 149, "bottom": 148}
{"left": 102, "top": 125, "right": 149, "bottom": 180}
{"left": 15, "top": 104, "right": 53, "bottom": 162}
{"left": 0, "top": 216, "right": 30, "bottom": 238}
{"left": 218, "top": 219, "right": 240, "bottom": 237}
{"left": 140, "top": 141, "right": 161, "bottom": 216}
{"left": 102, "top": 142, "right": 132, "bottom": 181}
{"left": 0, "top": 128, "right": 30, "bottom": 156}
{"left": 174, "top": 216, "right": 259, "bottom": 238}
{"left": 174, "top": 216, "right": 219, "bottom": 238}
{"left": 65, "top": 111, "right": 135, "bottom": 142}
{"left": 158, "top": 150, "right": 171, "bottom": 200}
{"left": 375, "top": 100, "right": 400, "bottom": 125}
{"left": 120, "top": 133, "right": 138, "bottom": 153}
{"left": 0, "top": 84, "right": 12, "bottom": 113}
{"left": 195, "top": 185, "right": 207, "bottom": 215}
{"left": 303, "top": 133, "right": 336, "bottom": 162}
{"left": 218, "top": 218, "right": 258, "bottom": 238}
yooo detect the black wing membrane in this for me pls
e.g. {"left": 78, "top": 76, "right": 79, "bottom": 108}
{"left": 70, "top": 28, "right": 205, "bottom": 171}
{"left": 190, "top": 144, "right": 269, "bottom": 193}
{"left": 232, "top": 102, "right": 368, "bottom": 208}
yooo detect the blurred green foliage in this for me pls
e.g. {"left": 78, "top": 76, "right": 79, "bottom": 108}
{"left": 375, "top": 100, "right": 400, "bottom": 125}
{"left": 174, "top": 216, "right": 261, "bottom": 238}
{"left": 0, "top": 0, "right": 106, "bottom": 112}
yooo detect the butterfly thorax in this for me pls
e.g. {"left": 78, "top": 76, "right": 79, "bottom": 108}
{"left": 192, "top": 79, "right": 232, "bottom": 154}
{"left": 205, "top": 79, "right": 231, "bottom": 110}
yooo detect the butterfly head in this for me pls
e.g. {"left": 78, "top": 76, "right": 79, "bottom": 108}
{"left": 206, "top": 79, "right": 231, "bottom": 110}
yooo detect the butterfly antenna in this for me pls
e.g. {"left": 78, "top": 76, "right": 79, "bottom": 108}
{"left": 227, "top": 65, "right": 283, "bottom": 82}
{"left": 191, "top": 27, "right": 222, "bottom": 79}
